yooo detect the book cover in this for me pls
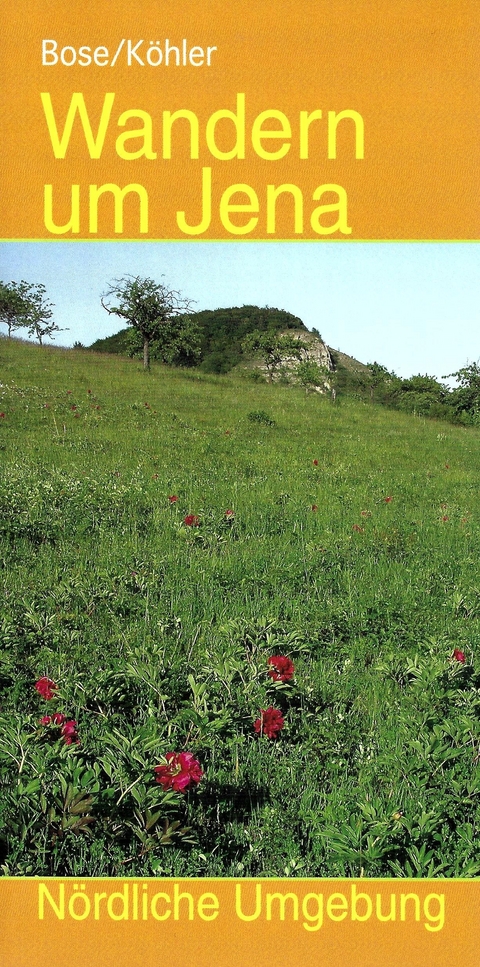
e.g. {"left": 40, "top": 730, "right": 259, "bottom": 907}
{"left": 1, "top": 1, "right": 479, "bottom": 965}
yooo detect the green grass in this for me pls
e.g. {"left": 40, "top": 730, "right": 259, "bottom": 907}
{"left": 1, "top": 337, "right": 480, "bottom": 878}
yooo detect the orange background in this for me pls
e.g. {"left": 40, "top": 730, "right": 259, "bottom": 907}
{"left": 1, "top": 0, "right": 479, "bottom": 239}
{"left": 0, "top": 877, "right": 478, "bottom": 967}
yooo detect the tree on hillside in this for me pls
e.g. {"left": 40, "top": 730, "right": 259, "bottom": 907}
{"left": 20, "top": 283, "right": 63, "bottom": 345}
{"left": 125, "top": 315, "right": 202, "bottom": 368}
{"left": 242, "top": 330, "right": 307, "bottom": 382}
{"left": 0, "top": 280, "right": 62, "bottom": 345}
{"left": 101, "top": 275, "right": 196, "bottom": 370}
{"left": 446, "top": 362, "right": 480, "bottom": 419}
{"left": 0, "top": 281, "right": 24, "bottom": 337}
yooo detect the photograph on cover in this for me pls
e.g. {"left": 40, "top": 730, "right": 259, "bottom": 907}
{"left": 0, "top": 240, "right": 479, "bottom": 879}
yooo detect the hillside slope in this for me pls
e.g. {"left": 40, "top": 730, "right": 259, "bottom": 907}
{"left": 1, "top": 337, "right": 479, "bottom": 878}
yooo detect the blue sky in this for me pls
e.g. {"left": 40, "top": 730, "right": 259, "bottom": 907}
{"left": 1, "top": 242, "right": 479, "bottom": 381}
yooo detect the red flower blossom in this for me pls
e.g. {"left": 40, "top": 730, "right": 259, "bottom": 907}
{"left": 268, "top": 656, "right": 294, "bottom": 682}
{"left": 313, "top": 459, "right": 319, "bottom": 466}
{"left": 154, "top": 752, "right": 203, "bottom": 791}
{"left": 168, "top": 495, "right": 178, "bottom": 503}
{"left": 35, "top": 677, "right": 58, "bottom": 700}
{"left": 441, "top": 515, "right": 449, "bottom": 522}
{"left": 360, "top": 510, "right": 371, "bottom": 518}
{"left": 62, "top": 719, "right": 79, "bottom": 744}
{"left": 445, "top": 464, "right": 450, "bottom": 469}
{"left": 225, "top": 509, "right": 235, "bottom": 520}
{"left": 184, "top": 514, "right": 200, "bottom": 526}
{"left": 384, "top": 496, "right": 393, "bottom": 503}
{"left": 0, "top": 413, "right": 5, "bottom": 418}
{"left": 352, "top": 524, "right": 364, "bottom": 533}
{"left": 311, "top": 504, "right": 318, "bottom": 512}
{"left": 453, "top": 648, "right": 466, "bottom": 664}
{"left": 254, "top": 706, "right": 285, "bottom": 739}
{"left": 40, "top": 712, "right": 79, "bottom": 744}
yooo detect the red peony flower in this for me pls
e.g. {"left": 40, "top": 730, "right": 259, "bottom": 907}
{"left": 311, "top": 504, "right": 318, "bottom": 512}
{"left": 225, "top": 509, "right": 235, "bottom": 520}
{"left": 313, "top": 459, "right": 319, "bottom": 466}
{"left": 184, "top": 514, "right": 200, "bottom": 526}
{"left": 0, "top": 413, "right": 5, "bottom": 418}
{"left": 168, "top": 495, "right": 178, "bottom": 503}
{"left": 154, "top": 751, "right": 203, "bottom": 792}
{"left": 453, "top": 648, "right": 466, "bottom": 664}
{"left": 35, "top": 677, "right": 58, "bottom": 700}
{"left": 254, "top": 706, "right": 285, "bottom": 739}
{"left": 61, "top": 719, "right": 79, "bottom": 745}
{"left": 268, "top": 656, "right": 295, "bottom": 682}
{"left": 384, "top": 496, "right": 393, "bottom": 503}
{"left": 441, "top": 515, "right": 449, "bottom": 522}
{"left": 39, "top": 712, "right": 79, "bottom": 744}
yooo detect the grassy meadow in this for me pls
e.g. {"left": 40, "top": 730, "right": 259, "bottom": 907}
{"left": 1, "top": 337, "right": 480, "bottom": 877}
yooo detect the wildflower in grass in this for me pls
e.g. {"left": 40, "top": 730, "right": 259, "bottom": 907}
{"left": 441, "top": 515, "right": 449, "bottom": 522}
{"left": 224, "top": 509, "right": 235, "bottom": 520}
{"left": 168, "top": 495, "right": 178, "bottom": 503}
{"left": 35, "top": 677, "right": 58, "bottom": 700}
{"left": 40, "top": 712, "right": 79, "bottom": 744}
{"left": 445, "top": 464, "right": 450, "bottom": 469}
{"left": 311, "top": 504, "right": 318, "bottom": 512}
{"left": 154, "top": 752, "right": 203, "bottom": 791}
{"left": 352, "top": 524, "right": 364, "bottom": 533}
{"left": 62, "top": 719, "right": 79, "bottom": 745}
{"left": 184, "top": 514, "right": 200, "bottom": 526}
{"left": 453, "top": 648, "right": 466, "bottom": 664}
{"left": 313, "top": 459, "right": 319, "bottom": 466}
{"left": 360, "top": 510, "right": 371, "bottom": 518}
{"left": 384, "top": 496, "right": 393, "bottom": 503}
{"left": 268, "top": 656, "right": 294, "bottom": 682}
{"left": 0, "top": 413, "right": 4, "bottom": 418}
{"left": 254, "top": 706, "right": 285, "bottom": 739}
